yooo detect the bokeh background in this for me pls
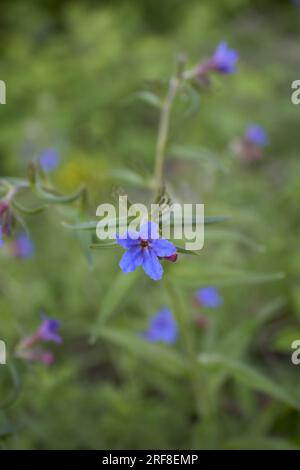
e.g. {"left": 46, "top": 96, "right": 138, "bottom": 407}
{"left": 1, "top": 0, "right": 300, "bottom": 450}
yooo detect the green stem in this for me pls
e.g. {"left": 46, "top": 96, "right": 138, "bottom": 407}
{"left": 154, "top": 76, "right": 180, "bottom": 194}
{"left": 165, "top": 278, "right": 194, "bottom": 360}
{"left": 165, "top": 278, "right": 205, "bottom": 417}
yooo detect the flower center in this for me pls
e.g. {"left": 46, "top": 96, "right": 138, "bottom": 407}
{"left": 140, "top": 239, "right": 149, "bottom": 248}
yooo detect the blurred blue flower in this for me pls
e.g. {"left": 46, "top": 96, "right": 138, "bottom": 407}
{"left": 0, "top": 225, "right": 4, "bottom": 247}
{"left": 116, "top": 221, "right": 176, "bottom": 281}
{"left": 212, "top": 41, "right": 239, "bottom": 74}
{"left": 291, "top": 0, "right": 300, "bottom": 10}
{"left": 39, "top": 148, "right": 60, "bottom": 172}
{"left": 245, "top": 124, "right": 268, "bottom": 147}
{"left": 13, "top": 232, "right": 34, "bottom": 258}
{"left": 196, "top": 286, "right": 223, "bottom": 308}
{"left": 144, "top": 308, "right": 177, "bottom": 344}
{"left": 37, "top": 314, "right": 62, "bottom": 344}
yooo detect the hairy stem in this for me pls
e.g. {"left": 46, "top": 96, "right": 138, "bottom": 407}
{"left": 154, "top": 76, "right": 180, "bottom": 194}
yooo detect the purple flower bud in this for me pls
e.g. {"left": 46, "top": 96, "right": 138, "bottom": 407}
{"left": 163, "top": 253, "right": 178, "bottom": 263}
{"left": 0, "top": 200, "right": 9, "bottom": 216}
{"left": 34, "top": 351, "right": 55, "bottom": 364}
{"left": 36, "top": 314, "right": 62, "bottom": 344}
{"left": 16, "top": 349, "right": 55, "bottom": 365}
{"left": 39, "top": 149, "right": 60, "bottom": 172}
{"left": 17, "top": 349, "right": 55, "bottom": 365}
{"left": 144, "top": 308, "right": 178, "bottom": 344}
{"left": 13, "top": 232, "right": 34, "bottom": 259}
{"left": 195, "top": 314, "right": 210, "bottom": 329}
{"left": 0, "top": 200, "right": 12, "bottom": 237}
{"left": 245, "top": 124, "right": 268, "bottom": 147}
{"left": 211, "top": 41, "right": 239, "bottom": 74}
{"left": 195, "top": 286, "right": 223, "bottom": 308}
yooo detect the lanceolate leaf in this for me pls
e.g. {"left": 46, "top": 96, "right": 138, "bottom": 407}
{"left": 64, "top": 215, "right": 230, "bottom": 232}
{"left": 172, "top": 266, "right": 285, "bottom": 287}
{"left": 34, "top": 182, "right": 85, "bottom": 204}
{"left": 134, "top": 91, "right": 162, "bottom": 109}
{"left": 90, "top": 241, "right": 118, "bottom": 249}
{"left": 91, "top": 270, "right": 140, "bottom": 341}
{"left": 12, "top": 199, "right": 48, "bottom": 215}
{"left": 98, "top": 327, "right": 189, "bottom": 376}
{"left": 198, "top": 354, "right": 300, "bottom": 410}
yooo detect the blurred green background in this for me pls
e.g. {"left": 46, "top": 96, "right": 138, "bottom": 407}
{"left": 1, "top": 0, "right": 300, "bottom": 450}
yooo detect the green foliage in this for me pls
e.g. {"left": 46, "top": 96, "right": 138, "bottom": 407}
{"left": 1, "top": 0, "right": 300, "bottom": 451}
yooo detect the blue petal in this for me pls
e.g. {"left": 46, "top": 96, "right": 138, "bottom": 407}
{"left": 152, "top": 238, "right": 176, "bottom": 257}
{"left": 213, "top": 41, "right": 238, "bottom": 73}
{"left": 39, "top": 149, "right": 60, "bottom": 171}
{"left": 214, "top": 41, "right": 227, "bottom": 58}
{"left": 15, "top": 232, "right": 34, "bottom": 258}
{"left": 246, "top": 124, "right": 268, "bottom": 147}
{"left": 142, "top": 248, "right": 163, "bottom": 281}
{"left": 139, "top": 221, "right": 159, "bottom": 241}
{"left": 119, "top": 246, "right": 143, "bottom": 273}
{"left": 145, "top": 308, "right": 177, "bottom": 344}
{"left": 116, "top": 230, "right": 140, "bottom": 248}
{"left": 196, "top": 286, "right": 223, "bottom": 308}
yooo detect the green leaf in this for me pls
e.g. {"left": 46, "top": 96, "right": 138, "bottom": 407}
{"left": 173, "top": 266, "right": 285, "bottom": 287}
{"left": 0, "top": 424, "right": 15, "bottom": 441}
{"left": 12, "top": 199, "right": 48, "bottom": 214}
{"left": 160, "top": 214, "right": 230, "bottom": 227}
{"left": 91, "top": 270, "right": 140, "bottom": 341}
{"left": 174, "top": 245, "right": 200, "bottom": 255}
{"left": 222, "top": 435, "right": 300, "bottom": 450}
{"left": 272, "top": 327, "right": 300, "bottom": 353}
{"left": 0, "top": 362, "right": 21, "bottom": 409}
{"left": 64, "top": 214, "right": 229, "bottom": 232}
{"left": 198, "top": 354, "right": 300, "bottom": 410}
{"left": 76, "top": 230, "right": 93, "bottom": 267}
{"left": 134, "top": 91, "right": 162, "bottom": 109}
{"left": 218, "top": 298, "right": 286, "bottom": 356}
{"left": 90, "top": 241, "right": 118, "bottom": 249}
{"left": 98, "top": 327, "right": 189, "bottom": 376}
{"left": 171, "top": 144, "right": 228, "bottom": 172}
{"left": 63, "top": 216, "right": 132, "bottom": 232}
{"left": 202, "top": 216, "right": 230, "bottom": 225}
{"left": 180, "top": 83, "right": 200, "bottom": 118}
{"left": 108, "top": 169, "right": 149, "bottom": 188}
{"left": 34, "top": 182, "right": 85, "bottom": 204}
{"left": 205, "top": 228, "right": 265, "bottom": 252}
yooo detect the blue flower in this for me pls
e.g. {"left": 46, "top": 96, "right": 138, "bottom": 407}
{"left": 144, "top": 308, "right": 177, "bottom": 344}
{"left": 39, "top": 149, "right": 60, "bottom": 172}
{"left": 14, "top": 232, "right": 34, "bottom": 258}
{"left": 0, "top": 226, "right": 4, "bottom": 248}
{"left": 196, "top": 286, "right": 223, "bottom": 308}
{"left": 116, "top": 221, "right": 177, "bottom": 281}
{"left": 37, "top": 314, "right": 62, "bottom": 344}
{"left": 245, "top": 124, "right": 268, "bottom": 147}
{"left": 212, "top": 41, "right": 239, "bottom": 74}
